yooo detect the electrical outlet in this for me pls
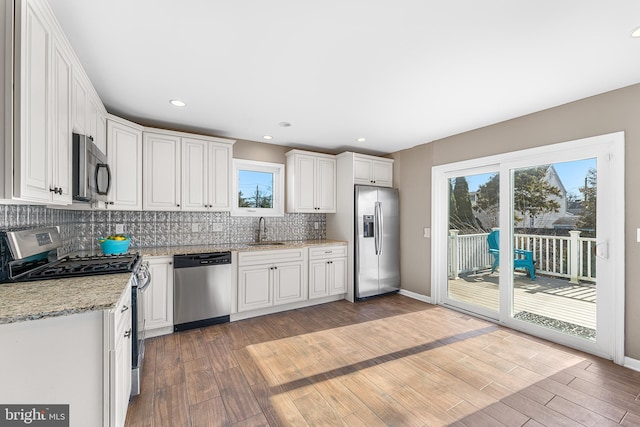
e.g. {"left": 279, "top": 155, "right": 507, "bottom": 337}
{"left": 115, "top": 224, "right": 125, "bottom": 234}
{"left": 314, "top": 222, "right": 319, "bottom": 230}
{"left": 192, "top": 223, "right": 200, "bottom": 233}
{"left": 423, "top": 227, "right": 430, "bottom": 238}
{"left": 212, "top": 223, "right": 224, "bottom": 232}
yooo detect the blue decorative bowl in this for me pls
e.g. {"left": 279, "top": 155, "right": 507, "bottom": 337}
{"left": 99, "top": 237, "right": 131, "bottom": 255}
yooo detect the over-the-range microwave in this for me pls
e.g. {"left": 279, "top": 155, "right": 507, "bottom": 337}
{"left": 72, "top": 133, "right": 111, "bottom": 203}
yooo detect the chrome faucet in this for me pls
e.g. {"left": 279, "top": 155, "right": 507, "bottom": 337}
{"left": 257, "top": 217, "right": 266, "bottom": 243}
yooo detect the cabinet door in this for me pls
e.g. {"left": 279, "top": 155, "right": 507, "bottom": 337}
{"left": 50, "top": 36, "right": 72, "bottom": 204}
{"left": 353, "top": 157, "right": 393, "bottom": 187}
{"left": 329, "top": 257, "right": 347, "bottom": 295}
{"left": 309, "top": 259, "right": 329, "bottom": 300}
{"left": 273, "top": 262, "right": 306, "bottom": 305}
{"left": 15, "top": 1, "right": 52, "bottom": 202}
{"left": 181, "top": 138, "right": 208, "bottom": 211}
{"left": 238, "top": 265, "right": 272, "bottom": 312}
{"left": 86, "top": 97, "right": 98, "bottom": 145}
{"left": 144, "top": 257, "right": 174, "bottom": 331}
{"left": 71, "top": 72, "right": 87, "bottom": 134}
{"left": 372, "top": 160, "right": 393, "bottom": 187}
{"left": 353, "top": 158, "right": 373, "bottom": 185}
{"left": 316, "top": 157, "right": 336, "bottom": 212}
{"left": 294, "top": 154, "right": 317, "bottom": 212}
{"left": 208, "top": 142, "right": 232, "bottom": 210}
{"left": 97, "top": 110, "right": 106, "bottom": 155}
{"left": 110, "top": 316, "right": 131, "bottom": 427}
{"left": 107, "top": 120, "right": 142, "bottom": 210}
{"left": 108, "top": 282, "right": 132, "bottom": 427}
{"left": 143, "top": 133, "right": 181, "bottom": 210}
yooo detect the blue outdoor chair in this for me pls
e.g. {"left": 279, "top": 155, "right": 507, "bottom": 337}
{"left": 487, "top": 230, "right": 536, "bottom": 280}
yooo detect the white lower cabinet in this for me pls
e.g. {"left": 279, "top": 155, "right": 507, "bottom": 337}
{"left": 273, "top": 262, "right": 307, "bottom": 304}
{"left": 143, "top": 256, "right": 174, "bottom": 336}
{"left": 106, "top": 281, "right": 133, "bottom": 427}
{"left": 309, "top": 245, "right": 347, "bottom": 299}
{"left": 0, "top": 280, "right": 132, "bottom": 427}
{"left": 237, "top": 249, "right": 308, "bottom": 312}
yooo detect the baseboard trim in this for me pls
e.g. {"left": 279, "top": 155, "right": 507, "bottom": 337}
{"left": 624, "top": 356, "right": 640, "bottom": 372}
{"left": 145, "top": 326, "right": 173, "bottom": 338}
{"left": 398, "top": 289, "right": 432, "bottom": 304}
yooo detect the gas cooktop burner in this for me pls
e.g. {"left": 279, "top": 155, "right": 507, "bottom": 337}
{"left": 7, "top": 253, "right": 141, "bottom": 282}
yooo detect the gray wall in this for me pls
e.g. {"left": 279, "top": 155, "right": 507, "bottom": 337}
{"left": 390, "top": 82, "right": 640, "bottom": 358}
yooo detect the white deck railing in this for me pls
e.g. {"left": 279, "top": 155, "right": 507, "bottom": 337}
{"left": 449, "top": 230, "right": 596, "bottom": 283}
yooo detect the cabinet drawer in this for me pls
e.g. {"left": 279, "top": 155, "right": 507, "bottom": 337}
{"left": 238, "top": 248, "right": 306, "bottom": 266}
{"left": 309, "top": 245, "right": 347, "bottom": 259}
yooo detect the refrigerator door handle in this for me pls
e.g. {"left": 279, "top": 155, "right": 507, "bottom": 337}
{"left": 375, "top": 201, "right": 383, "bottom": 255}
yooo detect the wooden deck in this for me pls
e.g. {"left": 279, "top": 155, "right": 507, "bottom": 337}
{"left": 448, "top": 270, "right": 596, "bottom": 330}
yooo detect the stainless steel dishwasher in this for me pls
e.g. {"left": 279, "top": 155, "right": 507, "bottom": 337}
{"left": 173, "top": 251, "right": 232, "bottom": 332}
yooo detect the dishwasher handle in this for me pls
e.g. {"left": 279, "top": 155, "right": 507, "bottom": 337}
{"left": 173, "top": 252, "right": 232, "bottom": 268}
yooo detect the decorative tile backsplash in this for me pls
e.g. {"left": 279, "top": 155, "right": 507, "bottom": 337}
{"left": 0, "top": 204, "right": 326, "bottom": 254}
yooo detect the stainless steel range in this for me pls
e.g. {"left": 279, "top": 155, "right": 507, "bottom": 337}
{"left": 1, "top": 227, "right": 140, "bottom": 282}
{"left": 0, "top": 227, "right": 151, "bottom": 396}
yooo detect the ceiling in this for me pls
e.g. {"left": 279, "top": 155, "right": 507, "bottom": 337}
{"left": 47, "top": 0, "right": 640, "bottom": 155}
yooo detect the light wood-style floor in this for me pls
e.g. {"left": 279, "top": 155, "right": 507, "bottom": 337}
{"left": 126, "top": 294, "right": 640, "bottom": 427}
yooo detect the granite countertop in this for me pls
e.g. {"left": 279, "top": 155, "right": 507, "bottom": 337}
{"left": 139, "top": 239, "right": 347, "bottom": 257}
{"left": 0, "top": 239, "right": 346, "bottom": 325}
{"left": 0, "top": 273, "right": 131, "bottom": 325}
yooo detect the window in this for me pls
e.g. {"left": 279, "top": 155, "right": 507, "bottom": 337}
{"left": 231, "top": 159, "right": 284, "bottom": 216}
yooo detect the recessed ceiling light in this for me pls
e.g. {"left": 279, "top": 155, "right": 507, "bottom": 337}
{"left": 169, "top": 99, "right": 186, "bottom": 107}
{"left": 278, "top": 122, "right": 292, "bottom": 127}
{"left": 632, "top": 27, "right": 640, "bottom": 38}
{"left": 263, "top": 135, "right": 273, "bottom": 140}
{"left": 356, "top": 137, "right": 366, "bottom": 142}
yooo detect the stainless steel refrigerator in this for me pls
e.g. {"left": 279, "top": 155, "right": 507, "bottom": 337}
{"left": 355, "top": 185, "right": 400, "bottom": 299}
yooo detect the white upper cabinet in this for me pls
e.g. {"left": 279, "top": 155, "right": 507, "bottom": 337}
{"left": 13, "top": 0, "right": 72, "bottom": 204}
{"left": 181, "top": 137, "right": 232, "bottom": 211}
{"left": 10, "top": 0, "right": 106, "bottom": 205}
{"left": 107, "top": 116, "right": 143, "bottom": 210}
{"left": 144, "top": 129, "right": 234, "bottom": 212}
{"left": 181, "top": 138, "right": 208, "bottom": 211}
{"left": 208, "top": 142, "right": 232, "bottom": 210}
{"left": 71, "top": 72, "right": 87, "bottom": 135}
{"left": 50, "top": 31, "right": 73, "bottom": 204}
{"left": 71, "top": 57, "right": 107, "bottom": 155}
{"left": 143, "top": 131, "right": 182, "bottom": 211}
{"left": 353, "top": 153, "right": 393, "bottom": 187}
{"left": 87, "top": 94, "right": 107, "bottom": 154}
{"left": 72, "top": 72, "right": 107, "bottom": 154}
{"left": 286, "top": 150, "right": 336, "bottom": 213}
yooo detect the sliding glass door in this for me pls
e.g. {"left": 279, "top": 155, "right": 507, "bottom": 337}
{"left": 445, "top": 169, "right": 500, "bottom": 319}
{"left": 432, "top": 133, "right": 624, "bottom": 362}
{"left": 510, "top": 160, "right": 597, "bottom": 342}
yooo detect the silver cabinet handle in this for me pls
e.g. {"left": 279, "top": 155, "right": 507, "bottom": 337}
{"left": 121, "top": 305, "right": 129, "bottom": 313}
{"left": 124, "top": 328, "right": 132, "bottom": 338}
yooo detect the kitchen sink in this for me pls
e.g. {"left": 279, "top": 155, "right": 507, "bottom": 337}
{"left": 247, "top": 242, "right": 286, "bottom": 246}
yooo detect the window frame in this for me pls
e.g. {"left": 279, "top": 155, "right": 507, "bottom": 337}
{"left": 231, "top": 159, "right": 284, "bottom": 217}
